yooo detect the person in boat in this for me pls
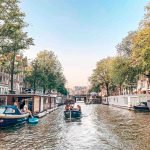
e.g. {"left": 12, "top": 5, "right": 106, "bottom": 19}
{"left": 65, "top": 104, "right": 70, "bottom": 111}
{"left": 70, "top": 105, "right": 74, "bottom": 110}
{"left": 77, "top": 105, "right": 81, "bottom": 111}
{"left": 20, "top": 99, "right": 25, "bottom": 110}
{"left": 21, "top": 100, "right": 32, "bottom": 116}
{"left": 14, "top": 99, "right": 19, "bottom": 108}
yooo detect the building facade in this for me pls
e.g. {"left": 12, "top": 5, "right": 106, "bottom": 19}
{"left": 137, "top": 75, "right": 150, "bottom": 94}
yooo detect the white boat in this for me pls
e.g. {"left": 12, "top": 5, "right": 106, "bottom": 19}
{"left": 108, "top": 94, "right": 150, "bottom": 110}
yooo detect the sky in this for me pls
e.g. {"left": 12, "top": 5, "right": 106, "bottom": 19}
{"left": 20, "top": 0, "right": 149, "bottom": 88}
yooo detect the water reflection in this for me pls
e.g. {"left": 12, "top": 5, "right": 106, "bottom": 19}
{"left": 0, "top": 104, "right": 150, "bottom": 150}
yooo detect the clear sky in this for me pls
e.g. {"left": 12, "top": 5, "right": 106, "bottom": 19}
{"left": 20, "top": 0, "right": 149, "bottom": 88}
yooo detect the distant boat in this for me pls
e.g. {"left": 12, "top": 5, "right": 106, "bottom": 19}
{"left": 85, "top": 101, "right": 91, "bottom": 105}
{"left": 0, "top": 105, "right": 29, "bottom": 127}
{"left": 133, "top": 102, "right": 150, "bottom": 112}
{"left": 64, "top": 110, "right": 81, "bottom": 119}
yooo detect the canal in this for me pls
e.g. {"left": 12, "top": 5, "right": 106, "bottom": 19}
{"left": 0, "top": 103, "right": 150, "bottom": 150}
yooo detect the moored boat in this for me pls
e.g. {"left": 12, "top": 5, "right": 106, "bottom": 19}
{"left": 133, "top": 102, "right": 150, "bottom": 112}
{"left": 0, "top": 105, "right": 30, "bottom": 127}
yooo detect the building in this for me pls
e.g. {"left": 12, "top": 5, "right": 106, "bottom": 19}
{"left": 137, "top": 75, "right": 150, "bottom": 94}
{"left": 0, "top": 55, "right": 26, "bottom": 94}
{"left": 0, "top": 94, "right": 57, "bottom": 116}
{"left": 0, "top": 71, "right": 9, "bottom": 94}
{"left": 72, "top": 86, "right": 88, "bottom": 95}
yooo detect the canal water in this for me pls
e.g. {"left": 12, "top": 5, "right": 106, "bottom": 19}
{"left": 0, "top": 103, "right": 150, "bottom": 150}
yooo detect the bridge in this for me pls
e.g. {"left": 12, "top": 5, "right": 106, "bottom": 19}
{"left": 73, "top": 94, "right": 90, "bottom": 102}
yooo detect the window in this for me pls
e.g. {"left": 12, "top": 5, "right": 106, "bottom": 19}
{"left": 124, "top": 97, "right": 128, "bottom": 104}
{"left": 0, "top": 98, "right": 6, "bottom": 105}
{"left": 0, "top": 107, "right": 5, "bottom": 114}
{"left": 5, "top": 108, "right": 15, "bottom": 114}
{"left": 0, "top": 75, "right": 2, "bottom": 82}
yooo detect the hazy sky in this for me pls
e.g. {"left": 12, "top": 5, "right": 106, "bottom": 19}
{"left": 21, "top": 0, "right": 149, "bottom": 88}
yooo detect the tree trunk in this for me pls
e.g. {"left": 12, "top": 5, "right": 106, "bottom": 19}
{"left": 106, "top": 83, "right": 109, "bottom": 97}
{"left": 43, "top": 86, "right": 46, "bottom": 94}
{"left": 33, "top": 65, "right": 38, "bottom": 94}
{"left": 119, "top": 83, "right": 122, "bottom": 95}
{"left": 33, "top": 77, "right": 36, "bottom": 94}
{"left": 10, "top": 51, "right": 16, "bottom": 94}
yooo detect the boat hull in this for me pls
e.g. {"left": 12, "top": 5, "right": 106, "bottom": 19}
{"left": 64, "top": 110, "right": 81, "bottom": 119}
{"left": 133, "top": 106, "right": 150, "bottom": 112}
{"left": 0, "top": 113, "right": 29, "bottom": 127}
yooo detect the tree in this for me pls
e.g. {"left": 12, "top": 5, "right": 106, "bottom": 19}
{"left": 25, "top": 50, "right": 67, "bottom": 95}
{"left": 36, "top": 50, "right": 62, "bottom": 93}
{"left": 132, "top": 3, "right": 150, "bottom": 75}
{"left": 0, "top": 0, "right": 33, "bottom": 93}
{"left": 131, "top": 28, "right": 150, "bottom": 92}
{"left": 88, "top": 84, "right": 101, "bottom": 93}
{"left": 132, "top": 28, "right": 150, "bottom": 75}
{"left": 111, "top": 56, "right": 128, "bottom": 94}
{"left": 140, "top": 3, "right": 150, "bottom": 28}
{"left": 116, "top": 31, "right": 136, "bottom": 57}
{"left": 111, "top": 56, "right": 139, "bottom": 94}
{"left": 90, "top": 57, "right": 113, "bottom": 96}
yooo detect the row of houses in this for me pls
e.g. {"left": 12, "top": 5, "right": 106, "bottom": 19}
{"left": 100, "top": 75, "right": 150, "bottom": 97}
{"left": 99, "top": 75, "right": 150, "bottom": 110}
{"left": 0, "top": 53, "right": 26, "bottom": 94}
{"left": 0, "top": 70, "right": 24, "bottom": 94}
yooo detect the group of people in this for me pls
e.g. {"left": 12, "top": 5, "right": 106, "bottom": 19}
{"left": 65, "top": 104, "right": 81, "bottom": 111}
{"left": 14, "top": 99, "right": 32, "bottom": 115}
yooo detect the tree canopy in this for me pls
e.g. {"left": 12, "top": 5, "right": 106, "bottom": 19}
{"left": 0, "top": 0, "right": 33, "bottom": 93}
{"left": 90, "top": 57, "right": 113, "bottom": 96}
{"left": 90, "top": 3, "right": 150, "bottom": 96}
{"left": 25, "top": 50, "right": 67, "bottom": 95}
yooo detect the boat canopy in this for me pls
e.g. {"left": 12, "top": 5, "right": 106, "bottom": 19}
{"left": 0, "top": 105, "right": 21, "bottom": 115}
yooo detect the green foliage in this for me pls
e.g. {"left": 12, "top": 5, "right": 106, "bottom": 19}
{"left": 140, "top": 3, "right": 150, "bottom": 28}
{"left": 111, "top": 56, "right": 129, "bottom": 86}
{"left": 25, "top": 50, "right": 67, "bottom": 95}
{"left": 88, "top": 84, "right": 101, "bottom": 93}
{"left": 132, "top": 28, "right": 150, "bottom": 75}
{"left": 0, "top": 0, "right": 33, "bottom": 93}
{"left": 111, "top": 56, "right": 139, "bottom": 94}
{"left": 90, "top": 3, "right": 150, "bottom": 96}
{"left": 56, "top": 83, "right": 68, "bottom": 95}
{"left": 0, "top": 0, "right": 33, "bottom": 53}
{"left": 116, "top": 31, "right": 136, "bottom": 57}
{"left": 90, "top": 57, "right": 113, "bottom": 96}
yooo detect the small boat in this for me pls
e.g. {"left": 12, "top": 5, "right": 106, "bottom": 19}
{"left": 133, "top": 102, "right": 150, "bottom": 112}
{"left": 0, "top": 105, "right": 30, "bottom": 127}
{"left": 64, "top": 110, "right": 81, "bottom": 119}
{"left": 85, "top": 101, "right": 91, "bottom": 105}
{"left": 28, "top": 117, "right": 39, "bottom": 124}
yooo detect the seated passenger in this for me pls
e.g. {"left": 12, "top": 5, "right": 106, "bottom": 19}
{"left": 70, "top": 105, "right": 74, "bottom": 110}
{"left": 14, "top": 99, "right": 19, "bottom": 108}
{"left": 77, "top": 105, "right": 81, "bottom": 111}
{"left": 21, "top": 101, "right": 32, "bottom": 116}
{"left": 65, "top": 104, "right": 70, "bottom": 111}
